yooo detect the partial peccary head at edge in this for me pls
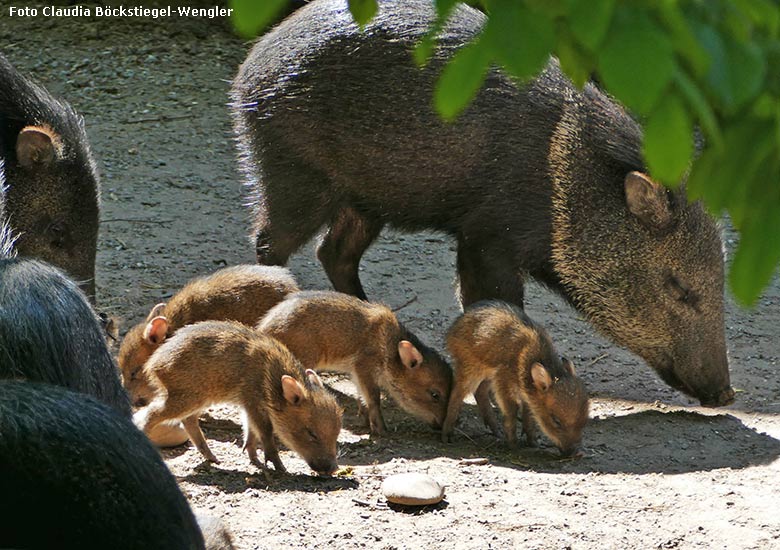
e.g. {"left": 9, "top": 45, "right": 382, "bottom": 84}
{"left": 0, "top": 54, "right": 99, "bottom": 300}
{"left": 548, "top": 81, "right": 732, "bottom": 407}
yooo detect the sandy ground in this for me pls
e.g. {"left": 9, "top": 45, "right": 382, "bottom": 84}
{"left": 4, "top": 6, "right": 780, "bottom": 549}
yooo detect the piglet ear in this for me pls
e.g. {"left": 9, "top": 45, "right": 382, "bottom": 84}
{"left": 398, "top": 340, "right": 423, "bottom": 369}
{"left": 16, "top": 126, "right": 60, "bottom": 167}
{"left": 624, "top": 171, "right": 673, "bottom": 230}
{"left": 531, "top": 363, "right": 553, "bottom": 392}
{"left": 146, "top": 303, "right": 167, "bottom": 322}
{"left": 281, "top": 375, "right": 305, "bottom": 405}
{"left": 143, "top": 316, "right": 169, "bottom": 346}
{"left": 305, "top": 369, "right": 325, "bottom": 389}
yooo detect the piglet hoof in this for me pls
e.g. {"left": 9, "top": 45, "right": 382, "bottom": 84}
{"left": 205, "top": 453, "right": 221, "bottom": 465}
{"left": 441, "top": 431, "right": 453, "bottom": 444}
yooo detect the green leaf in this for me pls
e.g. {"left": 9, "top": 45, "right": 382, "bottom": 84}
{"left": 229, "top": 0, "right": 287, "bottom": 38}
{"left": 729, "top": 188, "right": 780, "bottom": 305}
{"left": 673, "top": 68, "right": 723, "bottom": 150}
{"left": 414, "top": 0, "right": 461, "bottom": 66}
{"left": 694, "top": 24, "right": 766, "bottom": 111}
{"left": 556, "top": 26, "right": 593, "bottom": 88}
{"left": 568, "top": 0, "right": 615, "bottom": 52}
{"left": 483, "top": 1, "right": 555, "bottom": 81}
{"left": 658, "top": 3, "right": 710, "bottom": 77}
{"left": 597, "top": 9, "right": 676, "bottom": 114}
{"left": 643, "top": 93, "right": 693, "bottom": 184}
{"left": 348, "top": 0, "right": 378, "bottom": 28}
{"left": 526, "top": 0, "right": 569, "bottom": 19}
{"left": 434, "top": 38, "right": 492, "bottom": 120}
{"left": 733, "top": 0, "right": 780, "bottom": 36}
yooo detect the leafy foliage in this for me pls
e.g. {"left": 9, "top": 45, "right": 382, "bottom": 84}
{"left": 231, "top": 0, "right": 780, "bottom": 306}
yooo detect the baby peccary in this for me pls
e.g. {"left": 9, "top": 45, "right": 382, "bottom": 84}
{"left": 119, "top": 264, "right": 298, "bottom": 407}
{"left": 443, "top": 302, "right": 589, "bottom": 457}
{"left": 257, "top": 291, "right": 452, "bottom": 435}
{"left": 134, "top": 321, "right": 342, "bottom": 475}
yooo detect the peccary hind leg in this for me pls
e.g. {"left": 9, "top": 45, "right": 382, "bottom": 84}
{"left": 456, "top": 237, "right": 525, "bottom": 308}
{"left": 474, "top": 379, "right": 501, "bottom": 437}
{"left": 317, "top": 206, "right": 384, "bottom": 300}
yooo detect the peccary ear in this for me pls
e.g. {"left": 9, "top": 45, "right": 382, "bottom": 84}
{"left": 281, "top": 375, "right": 305, "bottom": 405}
{"left": 531, "top": 363, "right": 553, "bottom": 392}
{"left": 143, "top": 316, "right": 169, "bottom": 346}
{"left": 305, "top": 369, "right": 325, "bottom": 389}
{"left": 398, "top": 340, "right": 423, "bottom": 369}
{"left": 146, "top": 303, "right": 167, "bottom": 322}
{"left": 562, "top": 357, "right": 576, "bottom": 376}
{"left": 624, "top": 171, "right": 673, "bottom": 230}
{"left": 16, "top": 126, "right": 61, "bottom": 167}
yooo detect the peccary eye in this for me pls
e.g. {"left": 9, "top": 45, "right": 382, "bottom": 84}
{"left": 430, "top": 390, "right": 440, "bottom": 402}
{"left": 307, "top": 429, "right": 319, "bottom": 442}
{"left": 665, "top": 276, "right": 699, "bottom": 308}
{"left": 48, "top": 222, "right": 67, "bottom": 249}
{"left": 130, "top": 367, "right": 141, "bottom": 381}
{"left": 551, "top": 415, "right": 562, "bottom": 429}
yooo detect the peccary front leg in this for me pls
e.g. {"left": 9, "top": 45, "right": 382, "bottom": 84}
{"left": 521, "top": 403, "right": 538, "bottom": 448}
{"left": 441, "top": 375, "right": 478, "bottom": 443}
{"left": 245, "top": 408, "right": 286, "bottom": 473}
{"left": 254, "top": 160, "right": 333, "bottom": 266}
{"left": 456, "top": 237, "right": 525, "bottom": 308}
{"left": 317, "top": 207, "right": 384, "bottom": 300}
{"left": 181, "top": 414, "right": 219, "bottom": 464}
{"left": 352, "top": 371, "right": 386, "bottom": 435}
{"left": 474, "top": 379, "right": 501, "bottom": 437}
{"left": 492, "top": 386, "right": 519, "bottom": 448}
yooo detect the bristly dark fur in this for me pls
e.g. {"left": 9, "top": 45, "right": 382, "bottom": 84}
{"left": 0, "top": 257, "right": 131, "bottom": 417}
{"left": 0, "top": 381, "right": 205, "bottom": 549}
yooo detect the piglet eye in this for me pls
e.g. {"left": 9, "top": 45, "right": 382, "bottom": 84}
{"left": 307, "top": 429, "right": 319, "bottom": 442}
{"left": 551, "top": 416, "right": 562, "bottom": 429}
{"left": 130, "top": 367, "right": 141, "bottom": 381}
{"left": 430, "top": 390, "right": 440, "bottom": 402}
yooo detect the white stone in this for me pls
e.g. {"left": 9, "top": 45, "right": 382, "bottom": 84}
{"left": 382, "top": 473, "right": 445, "bottom": 506}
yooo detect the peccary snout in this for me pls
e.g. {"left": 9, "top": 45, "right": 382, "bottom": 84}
{"left": 308, "top": 457, "right": 338, "bottom": 476}
{"left": 655, "top": 352, "right": 734, "bottom": 408}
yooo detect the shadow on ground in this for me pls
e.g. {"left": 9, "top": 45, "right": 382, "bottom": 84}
{"left": 338, "top": 407, "right": 780, "bottom": 475}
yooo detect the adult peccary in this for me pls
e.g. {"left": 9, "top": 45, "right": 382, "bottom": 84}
{"left": 0, "top": 380, "right": 205, "bottom": 549}
{"left": 0, "top": 226, "right": 131, "bottom": 417}
{"left": 231, "top": 0, "right": 733, "bottom": 407}
{"left": 0, "top": 53, "right": 99, "bottom": 300}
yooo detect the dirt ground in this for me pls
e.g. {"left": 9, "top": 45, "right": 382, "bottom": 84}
{"left": 4, "top": 6, "right": 780, "bottom": 549}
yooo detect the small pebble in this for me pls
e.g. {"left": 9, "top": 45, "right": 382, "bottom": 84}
{"left": 382, "top": 473, "right": 445, "bottom": 506}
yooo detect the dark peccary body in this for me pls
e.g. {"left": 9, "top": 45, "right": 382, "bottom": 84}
{"left": 134, "top": 321, "right": 342, "bottom": 475}
{"left": 257, "top": 290, "right": 452, "bottom": 434}
{"left": 0, "top": 380, "right": 205, "bottom": 550}
{"left": 119, "top": 264, "right": 299, "bottom": 407}
{"left": 0, "top": 231, "right": 131, "bottom": 417}
{"left": 0, "top": 53, "right": 99, "bottom": 300}
{"left": 231, "top": 0, "right": 733, "bottom": 407}
{"left": 444, "top": 301, "right": 589, "bottom": 456}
